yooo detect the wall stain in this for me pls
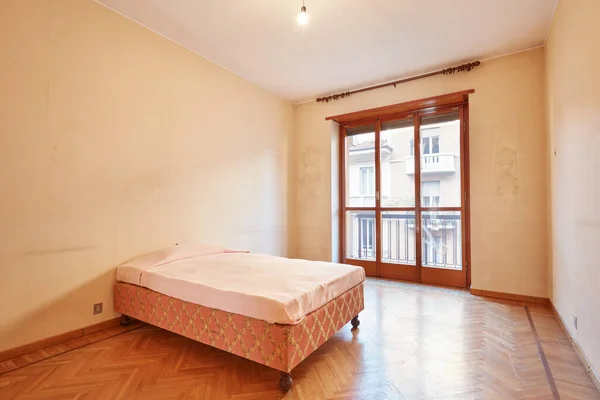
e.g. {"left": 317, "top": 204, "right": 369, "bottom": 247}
{"left": 494, "top": 117, "right": 520, "bottom": 200}
{"left": 495, "top": 146, "right": 519, "bottom": 198}
{"left": 298, "top": 146, "right": 323, "bottom": 204}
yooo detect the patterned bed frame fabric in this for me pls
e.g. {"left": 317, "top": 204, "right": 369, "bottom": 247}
{"left": 114, "top": 282, "right": 364, "bottom": 373}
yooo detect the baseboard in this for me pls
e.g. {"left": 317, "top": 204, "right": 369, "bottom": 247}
{"left": 550, "top": 301, "right": 600, "bottom": 393}
{"left": 0, "top": 317, "right": 122, "bottom": 363}
{"left": 470, "top": 288, "right": 550, "bottom": 305}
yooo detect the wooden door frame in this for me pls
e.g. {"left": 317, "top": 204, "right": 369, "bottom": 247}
{"left": 414, "top": 113, "right": 423, "bottom": 282}
{"left": 335, "top": 90, "right": 473, "bottom": 288}
{"left": 338, "top": 121, "right": 379, "bottom": 277}
{"left": 464, "top": 103, "right": 471, "bottom": 288}
{"left": 417, "top": 105, "right": 469, "bottom": 288}
{"left": 374, "top": 119, "right": 382, "bottom": 277}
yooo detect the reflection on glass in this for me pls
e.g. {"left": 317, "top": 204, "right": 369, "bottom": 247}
{"left": 420, "top": 111, "right": 461, "bottom": 207}
{"left": 381, "top": 211, "right": 416, "bottom": 265}
{"left": 380, "top": 117, "right": 415, "bottom": 207}
{"left": 346, "top": 210, "right": 376, "bottom": 261}
{"left": 345, "top": 126, "right": 376, "bottom": 207}
{"left": 421, "top": 211, "right": 462, "bottom": 270}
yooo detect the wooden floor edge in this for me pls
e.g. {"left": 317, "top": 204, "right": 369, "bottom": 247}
{"left": 549, "top": 301, "right": 600, "bottom": 394}
{"left": 470, "top": 288, "right": 551, "bottom": 305}
{"left": 0, "top": 316, "right": 122, "bottom": 363}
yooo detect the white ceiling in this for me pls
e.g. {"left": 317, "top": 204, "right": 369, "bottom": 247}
{"left": 96, "top": 0, "right": 558, "bottom": 104}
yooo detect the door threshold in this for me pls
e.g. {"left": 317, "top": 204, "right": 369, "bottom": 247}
{"left": 367, "top": 276, "right": 470, "bottom": 292}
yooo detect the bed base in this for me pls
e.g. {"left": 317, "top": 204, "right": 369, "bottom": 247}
{"left": 114, "top": 282, "right": 364, "bottom": 392}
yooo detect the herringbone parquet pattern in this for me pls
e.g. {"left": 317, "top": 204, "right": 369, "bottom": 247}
{"left": 1, "top": 279, "right": 598, "bottom": 400}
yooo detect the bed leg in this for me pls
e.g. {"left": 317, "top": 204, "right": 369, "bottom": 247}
{"left": 351, "top": 315, "right": 360, "bottom": 329}
{"left": 120, "top": 315, "right": 133, "bottom": 326}
{"left": 279, "top": 372, "right": 293, "bottom": 391}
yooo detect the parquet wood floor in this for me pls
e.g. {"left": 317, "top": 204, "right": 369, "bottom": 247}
{"left": 0, "top": 322, "right": 144, "bottom": 376}
{"left": 1, "top": 278, "right": 598, "bottom": 399}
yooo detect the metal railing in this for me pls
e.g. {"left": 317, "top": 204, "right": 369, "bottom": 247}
{"left": 348, "top": 195, "right": 391, "bottom": 207}
{"left": 347, "top": 212, "right": 462, "bottom": 269}
{"left": 348, "top": 196, "right": 376, "bottom": 207}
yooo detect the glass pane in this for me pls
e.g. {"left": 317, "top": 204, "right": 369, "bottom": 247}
{"left": 420, "top": 111, "right": 461, "bottom": 207}
{"left": 382, "top": 211, "right": 416, "bottom": 265}
{"left": 380, "top": 117, "right": 415, "bottom": 207}
{"left": 432, "top": 136, "right": 440, "bottom": 153}
{"left": 346, "top": 210, "right": 376, "bottom": 261}
{"left": 345, "top": 125, "right": 376, "bottom": 207}
{"left": 421, "top": 211, "right": 462, "bottom": 270}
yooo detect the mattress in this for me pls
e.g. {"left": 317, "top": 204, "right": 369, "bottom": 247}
{"left": 115, "top": 244, "right": 365, "bottom": 324}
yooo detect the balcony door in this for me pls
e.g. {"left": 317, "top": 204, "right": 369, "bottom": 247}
{"left": 340, "top": 104, "right": 470, "bottom": 288}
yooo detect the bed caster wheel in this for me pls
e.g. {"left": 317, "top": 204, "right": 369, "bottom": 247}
{"left": 279, "top": 372, "right": 293, "bottom": 391}
{"left": 121, "top": 315, "right": 133, "bottom": 326}
{"left": 351, "top": 315, "right": 360, "bottom": 329}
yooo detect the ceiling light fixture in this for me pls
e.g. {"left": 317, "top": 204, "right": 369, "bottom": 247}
{"left": 297, "top": 1, "right": 308, "bottom": 26}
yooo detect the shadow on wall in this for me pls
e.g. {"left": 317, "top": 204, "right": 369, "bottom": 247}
{"left": 0, "top": 269, "right": 119, "bottom": 352}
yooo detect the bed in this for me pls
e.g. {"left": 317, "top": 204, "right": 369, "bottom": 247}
{"left": 113, "top": 244, "right": 365, "bottom": 391}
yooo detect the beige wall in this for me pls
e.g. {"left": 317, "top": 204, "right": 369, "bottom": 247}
{"left": 0, "top": 0, "right": 293, "bottom": 351}
{"left": 545, "top": 0, "right": 600, "bottom": 378}
{"left": 291, "top": 48, "right": 548, "bottom": 297}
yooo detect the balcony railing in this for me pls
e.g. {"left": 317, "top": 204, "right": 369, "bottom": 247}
{"left": 347, "top": 212, "right": 462, "bottom": 269}
{"left": 405, "top": 153, "right": 456, "bottom": 175}
{"left": 348, "top": 195, "right": 389, "bottom": 207}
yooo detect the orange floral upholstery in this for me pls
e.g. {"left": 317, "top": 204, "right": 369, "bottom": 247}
{"left": 114, "top": 282, "right": 364, "bottom": 372}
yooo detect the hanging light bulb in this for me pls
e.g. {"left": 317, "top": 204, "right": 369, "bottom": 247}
{"left": 297, "top": 3, "right": 308, "bottom": 26}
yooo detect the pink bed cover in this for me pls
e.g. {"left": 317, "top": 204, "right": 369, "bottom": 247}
{"left": 115, "top": 244, "right": 365, "bottom": 325}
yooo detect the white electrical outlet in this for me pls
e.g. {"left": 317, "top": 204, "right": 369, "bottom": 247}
{"left": 573, "top": 315, "right": 578, "bottom": 330}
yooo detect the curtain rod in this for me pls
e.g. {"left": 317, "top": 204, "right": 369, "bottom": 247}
{"left": 316, "top": 61, "right": 481, "bottom": 103}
